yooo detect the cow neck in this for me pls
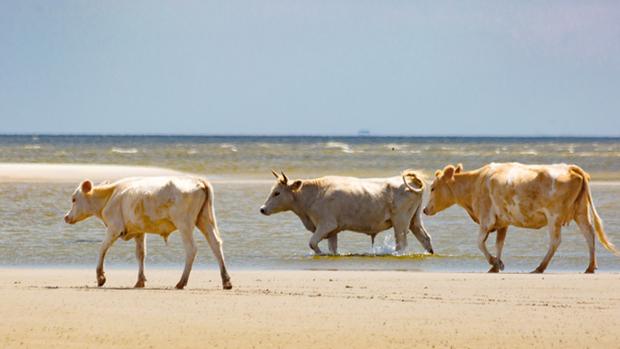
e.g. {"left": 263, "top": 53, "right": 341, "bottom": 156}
{"left": 451, "top": 172, "right": 477, "bottom": 218}
{"left": 90, "top": 184, "right": 116, "bottom": 219}
{"left": 290, "top": 180, "right": 318, "bottom": 216}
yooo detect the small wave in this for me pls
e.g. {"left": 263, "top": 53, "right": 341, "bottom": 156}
{"left": 74, "top": 239, "right": 99, "bottom": 243}
{"left": 220, "top": 144, "right": 238, "bottom": 152}
{"left": 325, "top": 141, "right": 354, "bottom": 154}
{"left": 111, "top": 147, "right": 138, "bottom": 154}
{"left": 311, "top": 252, "right": 431, "bottom": 260}
{"left": 519, "top": 150, "right": 538, "bottom": 155}
{"left": 187, "top": 149, "right": 198, "bottom": 155}
{"left": 23, "top": 145, "right": 41, "bottom": 150}
{"left": 386, "top": 143, "right": 403, "bottom": 151}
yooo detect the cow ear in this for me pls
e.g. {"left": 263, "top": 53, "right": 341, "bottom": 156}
{"left": 271, "top": 169, "right": 279, "bottom": 179}
{"left": 434, "top": 170, "right": 441, "bottom": 178}
{"left": 443, "top": 166, "right": 455, "bottom": 179}
{"left": 81, "top": 180, "right": 93, "bottom": 193}
{"left": 290, "top": 180, "right": 303, "bottom": 192}
{"left": 455, "top": 163, "right": 463, "bottom": 174}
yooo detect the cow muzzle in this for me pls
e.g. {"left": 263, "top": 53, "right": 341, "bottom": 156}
{"left": 64, "top": 215, "right": 74, "bottom": 224}
{"left": 259, "top": 206, "right": 268, "bottom": 216}
{"left": 423, "top": 207, "right": 432, "bottom": 216}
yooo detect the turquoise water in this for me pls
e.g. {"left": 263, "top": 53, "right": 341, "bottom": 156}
{"left": 0, "top": 135, "right": 619, "bottom": 272}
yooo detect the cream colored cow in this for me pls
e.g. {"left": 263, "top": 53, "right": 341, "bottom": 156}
{"left": 424, "top": 162, "right": 617, "bottom": 273}
{"left": 260, "top": 170, "right": 433, "bottom": 255}
{"left": 64, "top": 176, "right": 232, "bottom": 289}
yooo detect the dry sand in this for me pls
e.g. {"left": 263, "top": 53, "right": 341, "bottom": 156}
{"left": 1, "top": 268, "right": 619, "bottom": 348}
{"left": 0, "top": 163, "right": 186, "bottom": 183}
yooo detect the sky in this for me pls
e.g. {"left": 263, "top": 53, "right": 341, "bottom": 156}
{"left": 1, "top": 1, "right": 619, "bottom": 136}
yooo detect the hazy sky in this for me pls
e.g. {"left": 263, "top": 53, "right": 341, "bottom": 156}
{"left": 1, "top": 1, "right": 619, "bottom": 136}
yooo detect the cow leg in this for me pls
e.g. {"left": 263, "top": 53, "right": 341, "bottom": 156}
{"left": 409, "top": 212, "right": 434, "bottom": 254}
{"left": 176, "top": 228, "right": 197, "bottom": 289}
{"left": 96, "top": 229, "right": 119, "bottom": 287}
{"left": 575, "top": 215, "right": 597, "bottom": 274}
{"left": 134, "top": 234, "right": 147, "bottom": 288}
{"left": 309, "top": 223, "right": 337, "bottom": 255}
{"left": 489, "top": 227, "right": 507, "bottom": 272}
{"left": 532, "top": 222, "right": 562, "bottom": 273}
{"left": 328, "top": 234, "right": 338, "bottom": 255}
{"left": 393, "top": 222, "right": 409, "bottom": 252}
{"left": 477, "top": 228, "right": 496, "bottom": 272}
{"left": 197, "top": 220, "right": 232, "bottom": 290}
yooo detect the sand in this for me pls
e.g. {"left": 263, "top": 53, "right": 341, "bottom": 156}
{"left": 0, "top": 163, "right": 186, "bottom": 183}
{"left": 1, "top": 268, "right": 619, "bottom": 348}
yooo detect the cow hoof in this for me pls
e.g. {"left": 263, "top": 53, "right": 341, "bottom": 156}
{"left": 134, "top": 280, "right": 145, "bottom": 288}
{"left": 530, "top": 268, "right": 544, "bottom": 274}
{"left": 223, "top": 280, "right": 233, "bottom": 290}
{"left": 498, "top": 259, "right": 505, "bottom": 271}
{"left": 97, "top": 275, "right": 106, "bottom": 287}
{"left": 488, "top": 266, "right": 500, "bottom": 273}
{"left": 584, "top": 268, "right": 596, "bottom": 274}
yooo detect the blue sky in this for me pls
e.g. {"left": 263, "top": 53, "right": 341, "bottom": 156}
{"left": 1, "top": 1, "right": 619, "bottom": 136}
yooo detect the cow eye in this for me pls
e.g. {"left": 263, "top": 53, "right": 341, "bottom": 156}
{"left": 72, "top": 198, "right": 76, "bottom": 203}
{"left": 431, "top": 188, "right": 435, "bottom": 192}
{"left": 274, "top": 192, "right": 280, "bottom": 197}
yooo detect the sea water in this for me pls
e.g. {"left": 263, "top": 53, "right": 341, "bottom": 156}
{"left": 0, "top": 135, "right": 619, "bottom": 272}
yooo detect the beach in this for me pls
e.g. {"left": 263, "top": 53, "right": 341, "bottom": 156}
{"left": 1, "top": 268, "right": 619, "bottom": 348}
{"left": 1, "top": 137, "right": 620, "bottom": 348}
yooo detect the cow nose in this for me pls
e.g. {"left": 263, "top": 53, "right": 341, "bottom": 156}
{"left": 260, "top": 207, "right": 266, "bottom": 215}
{"left": 423, "top": 207, "right": 429, "bottom": 215}
{"left": 64, "top": 215, "right": 70, "bottom": 223}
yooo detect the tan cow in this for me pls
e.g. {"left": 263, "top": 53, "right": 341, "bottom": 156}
{"left": 260, "top": 170, "right": 433, "bottom": 255}
{"left": 423, "top": 162, "right": 617, "bottom": 273}
{"left": 64, "top": 176, "right": 232, "bottom": 289}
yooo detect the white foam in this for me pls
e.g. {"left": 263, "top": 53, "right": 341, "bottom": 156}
{"left": 220, "top": 144, "right": 238, "bottom": 152}
{"left": 111, "top": 147, "right": 138, "bottom": 154}
{"left": 325, "top": 142, "right": 354, "bottom": 154}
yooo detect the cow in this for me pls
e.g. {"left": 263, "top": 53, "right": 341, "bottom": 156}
{"left": 259, "top": 170, "right": 434, "bottom": 255}
{"left": 423, "top": 162, "right": 618, "bottom": 273}
{"left": 64, "top": 176, "right": 232, "bottom": 290}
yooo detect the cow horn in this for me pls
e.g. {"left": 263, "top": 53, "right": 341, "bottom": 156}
{"left": 402, "top": 175, "right": 423, "bottom": 193}
{"left": 280, "top": 171, "right": 289, "bottom": 184}
{"left": 271, "top": 169, "right": 279, "bottom": 179}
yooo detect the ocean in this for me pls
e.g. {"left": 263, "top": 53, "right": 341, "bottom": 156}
{"left": 1, "top": 135, "right": 619, "bottom": 272}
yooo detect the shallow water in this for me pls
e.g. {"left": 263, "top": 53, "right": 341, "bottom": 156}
{"left": 0, "top": 135, "right": 619, "bottom": 272}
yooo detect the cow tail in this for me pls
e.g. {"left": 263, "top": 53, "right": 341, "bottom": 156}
{"left": 401, "top": 170, "right": 425, "bottom": 194}
{"left": 198, "top": 179, "right": 217, "bottom": 227}
{"left": 572, "top": 166, "right": 618, "bottom": 255}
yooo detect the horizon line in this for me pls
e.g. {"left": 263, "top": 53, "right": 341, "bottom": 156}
{"left": 1, "top": 132, "right": 620, "bottom": 139}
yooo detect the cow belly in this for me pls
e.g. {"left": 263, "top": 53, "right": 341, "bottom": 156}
{"left": 499, "top": 210, "right": 547, "bottom": 229}
{"left": 126, "top": 219, "right": 176, "bottom": 236}
{"left": 346, "top": 219, "right": 393, "bottom": 234}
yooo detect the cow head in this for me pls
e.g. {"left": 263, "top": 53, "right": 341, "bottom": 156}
{"left": 259, "top": 170, "right": 303, "bottom": 216}
{"left": 423, "top": 164, "right": 462, "bottom": 216}
{"left": 64, "top": 180, "right": 96, "bottom": 224}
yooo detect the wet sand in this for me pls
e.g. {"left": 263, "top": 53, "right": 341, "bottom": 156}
{"left": 1, "top": 268, "right": 619, "bottom": 348}
{"left": 0, "top": 163, "right": 186, "bottom": 183}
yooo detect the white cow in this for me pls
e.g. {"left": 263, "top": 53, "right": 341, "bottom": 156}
{"left": 259, "top": 170, "right": 433, "bottom": 255}
{"left": 64, "top": 176, "right": 232, "bottom": 289}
